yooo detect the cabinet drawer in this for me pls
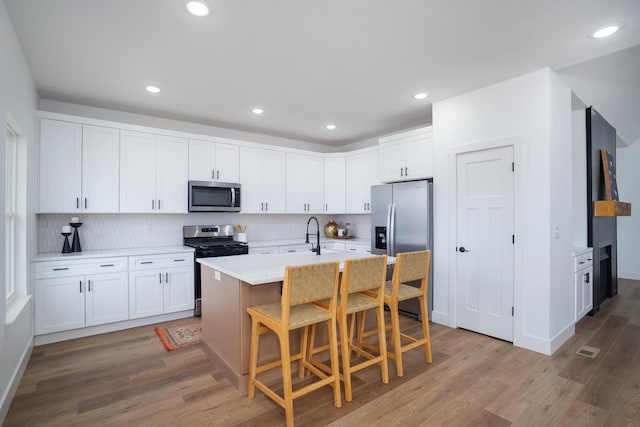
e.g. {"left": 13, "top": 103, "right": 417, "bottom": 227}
{"left": 129, "top": 253, "right": 194, "bottom": 270}
{"left": 279, "top": 244, "right": 313, "bottom": 254}
{"left": 249, "top": 246, "right": 279, "bottom": 255}
{"left": 574, "top": 251, "right": 593, "bottom": 271}
{"left": 35, "top": 257, "right": 127, "bottom": 279}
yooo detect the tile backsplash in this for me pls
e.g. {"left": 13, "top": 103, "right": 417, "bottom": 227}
{"left": 38, "top": 213, "right": 371, "bottom": 253}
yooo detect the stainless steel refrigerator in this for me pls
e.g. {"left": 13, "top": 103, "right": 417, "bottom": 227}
{"left": 371, "top": 180, "right": 433, "bottom": 320}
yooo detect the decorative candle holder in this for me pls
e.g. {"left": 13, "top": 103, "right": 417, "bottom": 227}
{"left": 70, "top": 222, "right": 83, "bottom": 252}
{"left": 61, "top": 232, "right": 72, "bottom": 254}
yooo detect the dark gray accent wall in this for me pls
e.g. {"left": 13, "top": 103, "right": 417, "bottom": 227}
{"left": 586, "top": 107, "right": 618, "bottom": 314}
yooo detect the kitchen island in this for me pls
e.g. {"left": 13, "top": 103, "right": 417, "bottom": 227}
{"left": 197, "top": 251, "right": 394, "bottom": 391}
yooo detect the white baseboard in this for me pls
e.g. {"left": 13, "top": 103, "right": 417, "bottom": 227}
{"left": 430, "top": 310, "right": 448, "bottom": 326}
{"left": 34, "top": 310, "right": 194, "bottom": 345}
{"left": 619, "top": 271, "right": 640, "bottom": 280}
{"left": 0, "top": 336, "right": 33, "bottom": 425}
{"left": 515, "top": 322, "right": 575, "bottom": 356}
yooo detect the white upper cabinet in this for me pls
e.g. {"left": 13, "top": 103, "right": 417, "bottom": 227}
{"left": 240, "top": 147, "right": 286, "bottom": 213}
{"left": 379, "top": 126, "right": 433, "bottom": 182}
{"left": 39, "top": 119, "right": 119, "bottom": 213}
{"left": 120, "top": 131, "right": 188, "bottom": 213}
{"left": 285, "top": 153, "right": 324, "bottom": 213}
{"left": 346, "top": 148, "right": 379, "bottom": 213}
{"left": 82, "top": 125, "right": 120, "bottom": 213}
{"left": 324, "top": 155, "right": 346, "bottom": 214}
{"left": 39, "top": 119, "right": 82, "bottom": 213}
{"left": 188, "top": 139, "right": 240, "bottom": 182}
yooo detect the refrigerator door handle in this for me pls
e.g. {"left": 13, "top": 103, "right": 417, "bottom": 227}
{"left": 387, "top": 203, "right": 396, "bottom": 257}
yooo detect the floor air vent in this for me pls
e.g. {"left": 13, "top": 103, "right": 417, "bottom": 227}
{"left": 577, "top": 345, "right": 600, "bottom": 358}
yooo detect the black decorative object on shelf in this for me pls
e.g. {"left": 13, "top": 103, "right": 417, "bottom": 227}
{"left": 70, "top": 222, "right": 83, "bottom": 252}
{"left": 61, "top": 232, "right": 72, "bottom": 254}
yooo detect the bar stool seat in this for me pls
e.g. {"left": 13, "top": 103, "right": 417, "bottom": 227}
{"left": 247, "top": 261, "right": 341, "bottom": 427}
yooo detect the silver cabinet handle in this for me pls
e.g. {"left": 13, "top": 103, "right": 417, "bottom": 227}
{"left": 265, "top": 202, "right": 268, "bottom": 211}
{"left": 212, "top": 169, "right": 215, "bottom": 179}
{"left": 53, "top": 267, "right": 69, "bottom": 271}
{"left": 159, "top": 273, "right": 162, "bottom": 283}
{"left": 141, "top": 261, "right": 153, "bottom": 264}
{"left": 100, "top": 264, "right": 114, "bottom": 267}
{"left": 76, "top": 197, "right": 80, "bottom": 209}
{"left": 287, "top": 249, "right": 295, "bottom": 253}
{"left": 174, "top": 259, "right": 185, "bottom": 262}
{"left": 165, "top": 272, "right": 169, "bottom": 283}
{"left": 216, "top": 170, "right": 220, "bottom": 180}
{"left": 326, "top": 203, "right": 328, "bottom": 211}
{"left": 400, "top": 167, "right": 404, "bottom": 177}
{"left": 158, "top": 200, "right": 161, "bottom": 210}
{"left": 84, "top": 198, "right": 87, "bottom": 209}
{"left": 404, "top": 166, "right": 408, "bottom": 176}
{"left": 79, "top": 280, "right": 82, "bottom": 293}
{"left": 88, "top": 279, "right": 91, "bottom": 292}
{"left": 261, "top": 202, "right": 264, "bottom": 211}
{"left": 152, "top": 200, "right": 155, "bottom": 210}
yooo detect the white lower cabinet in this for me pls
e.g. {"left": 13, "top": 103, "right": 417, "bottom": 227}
{"left": 35, "top": 258, "right": 128, "bottom": 335}
{"left": 574, "top": 248, "right": 593, "bottom": 322}
{"left": 128, "top": 253, "right": 194, "bottom": 319}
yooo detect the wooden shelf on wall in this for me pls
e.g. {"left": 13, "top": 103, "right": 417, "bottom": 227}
{"left": 593, "top": 200, "right": 632, "bottom": 217}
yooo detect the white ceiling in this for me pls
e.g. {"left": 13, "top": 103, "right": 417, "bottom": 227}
{"left": 5, "top": 0, "right": 640, "bottom": 146}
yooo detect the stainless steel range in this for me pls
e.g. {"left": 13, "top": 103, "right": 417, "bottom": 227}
{"left": 183, "top": 224, "right": 249, "bottom": 315}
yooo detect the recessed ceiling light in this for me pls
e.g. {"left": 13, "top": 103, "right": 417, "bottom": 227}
{"left": 591, "top": 24, "right": 622, "bottom": 39}
{"left": 326, "top": 124, "right": 336, "bottom": 130}
{"left": 145, "top": 85, "right": 161, "bottom": 94}
{"left": 252, "top": 108, "right": 264, "bottom": 115}
{"left": 414, "top": 92, "right": 428, "bottom": 100}
{"left": 184, "top": 0, "right": 210, "bottom": 17}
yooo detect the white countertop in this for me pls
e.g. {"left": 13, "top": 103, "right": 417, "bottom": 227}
{"left": 33, "top": 245, "right": 194, "bottom": 262}
{"left": 198, "top": 252, "right": 394, "bottom": 285}
{"left": 249, "top": 237, "right": 370, "bottom": 248}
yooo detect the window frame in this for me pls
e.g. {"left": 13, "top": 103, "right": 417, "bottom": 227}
{"left": 5, "top": 124, "right": 17, "bottom": 302}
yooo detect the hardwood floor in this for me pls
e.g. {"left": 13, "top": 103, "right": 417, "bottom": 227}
{"left": 5, "top": 279, "right": 640, "bottom": 426}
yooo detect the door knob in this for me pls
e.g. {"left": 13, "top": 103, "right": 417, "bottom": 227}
{"left": 458, "top": 246, "right": 470, "bottom": 253}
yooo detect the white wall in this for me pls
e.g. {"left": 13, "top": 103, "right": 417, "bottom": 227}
{"left": 0, "top": 1, "right": 38, "bottom": 422}
{"left": 617, "top": 141, "right": 640, "bottom": 279}
{"left": 432, "top": 68, "right": 574, "bottom": 355}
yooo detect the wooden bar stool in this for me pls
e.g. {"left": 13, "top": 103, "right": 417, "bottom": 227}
{"left": 359, "top": 250, "right": 432, "bottom": 377}
{"left": 246, "top": 261, "right": 341, "bottom": 427}
{"left": 305, "top": 255, "right": 389, "bottom": 402}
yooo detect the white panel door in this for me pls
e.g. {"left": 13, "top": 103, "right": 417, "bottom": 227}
{"left": 85, "top": 272, "right": 129, "bottom": 326}
{"left": 456, "top": 146, "right": 514, "bottom": 342}
{"left": 163, "top": 267, "right": 194, "bottom": 313}
{"left": 156, "top": 135, "right": 188, "bottom": 213}
{"left": 324, "top": 156, "right": 346, "bottom": 213}
{"left": 128, "top": 270, "right": 164, "bottom": 319}
{"left": 35, "top": 276, "right": 85, "bottom": 334}
{"left": 120, "top": 130, "right": 156, "bottom": 213}
{"left": 82, "top": 125, "right": 120, "bottom": 213}
{"left": 39, "top": 119, "right": 82, "bottom": 213}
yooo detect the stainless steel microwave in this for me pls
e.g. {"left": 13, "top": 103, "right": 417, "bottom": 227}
{"left": 188, "top": 181, "right": 241, "bottom": 212}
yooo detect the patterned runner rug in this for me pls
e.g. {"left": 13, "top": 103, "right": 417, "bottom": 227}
{"left": 154, "top": 320, "right": 202, "bottom": 351}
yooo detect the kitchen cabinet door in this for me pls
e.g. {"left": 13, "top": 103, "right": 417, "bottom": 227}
{"left": 35, "top": 276, "right": 86, "bottom": 335}
{"left": 188, "top": 139, "right": 240, "bottom": 182}
{"left": 240, "top": 147, "right": 285, "bottom": 213}
{"left": 215, "top": 142, "right": 240, "bottom": 182}
{"left": 163, "top": 267, "right": 194, "bottom": 313}
{"left": 38, "top": 119, "right": 82, "bottom": 213}
{"left": 128, "top": 270, "right": 164, "bottom": 319}
{"left": 324, "top": 155, "right": 346, "bottom": 213}
{"left": 156, "top": 135, "right": 188, "bottom": 213}
{"left": 346, "top": 152, "right": 371, "bottom": 213}
{"left": 82, "top": 125, "right": 120, "bottom": 213}
{"left": 285, "top": 153, "right": 324, "bottom": 213}
{"left": 120, "top": 130, "right": 157, "bottom": 213}
{"left": 84, "top": 272, "right": 129, "bottom": 327}
{"left": 379, "top": 126, "right": 433, "bottom": 182}
{"left": 188, "top": 139, "right": 216, "bottom": 181}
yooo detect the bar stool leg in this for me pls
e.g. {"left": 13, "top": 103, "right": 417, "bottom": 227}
{"left": 375, "top": 303, "right": 389, "bottom": 384}
{"left": 247, "top": 318, "right": 260, "bottom": 399}
{"left": 419, "top": 294, "right": 432, "bottom": 363}
{"left": 339, "top": 311, "right": 353, "bottom": 402}
{"left": 327, "top": 318, "right": 342, "bottom": 408}
{"left": 389, "top": 300, "right": 404, "bottom": 377}
{"left": 279, "top": 331, "right": 295, "bottom": 427}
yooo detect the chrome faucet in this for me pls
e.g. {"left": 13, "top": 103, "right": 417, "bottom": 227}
{"left": 305, "top": 216, "right": 321, "bottom": 255}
